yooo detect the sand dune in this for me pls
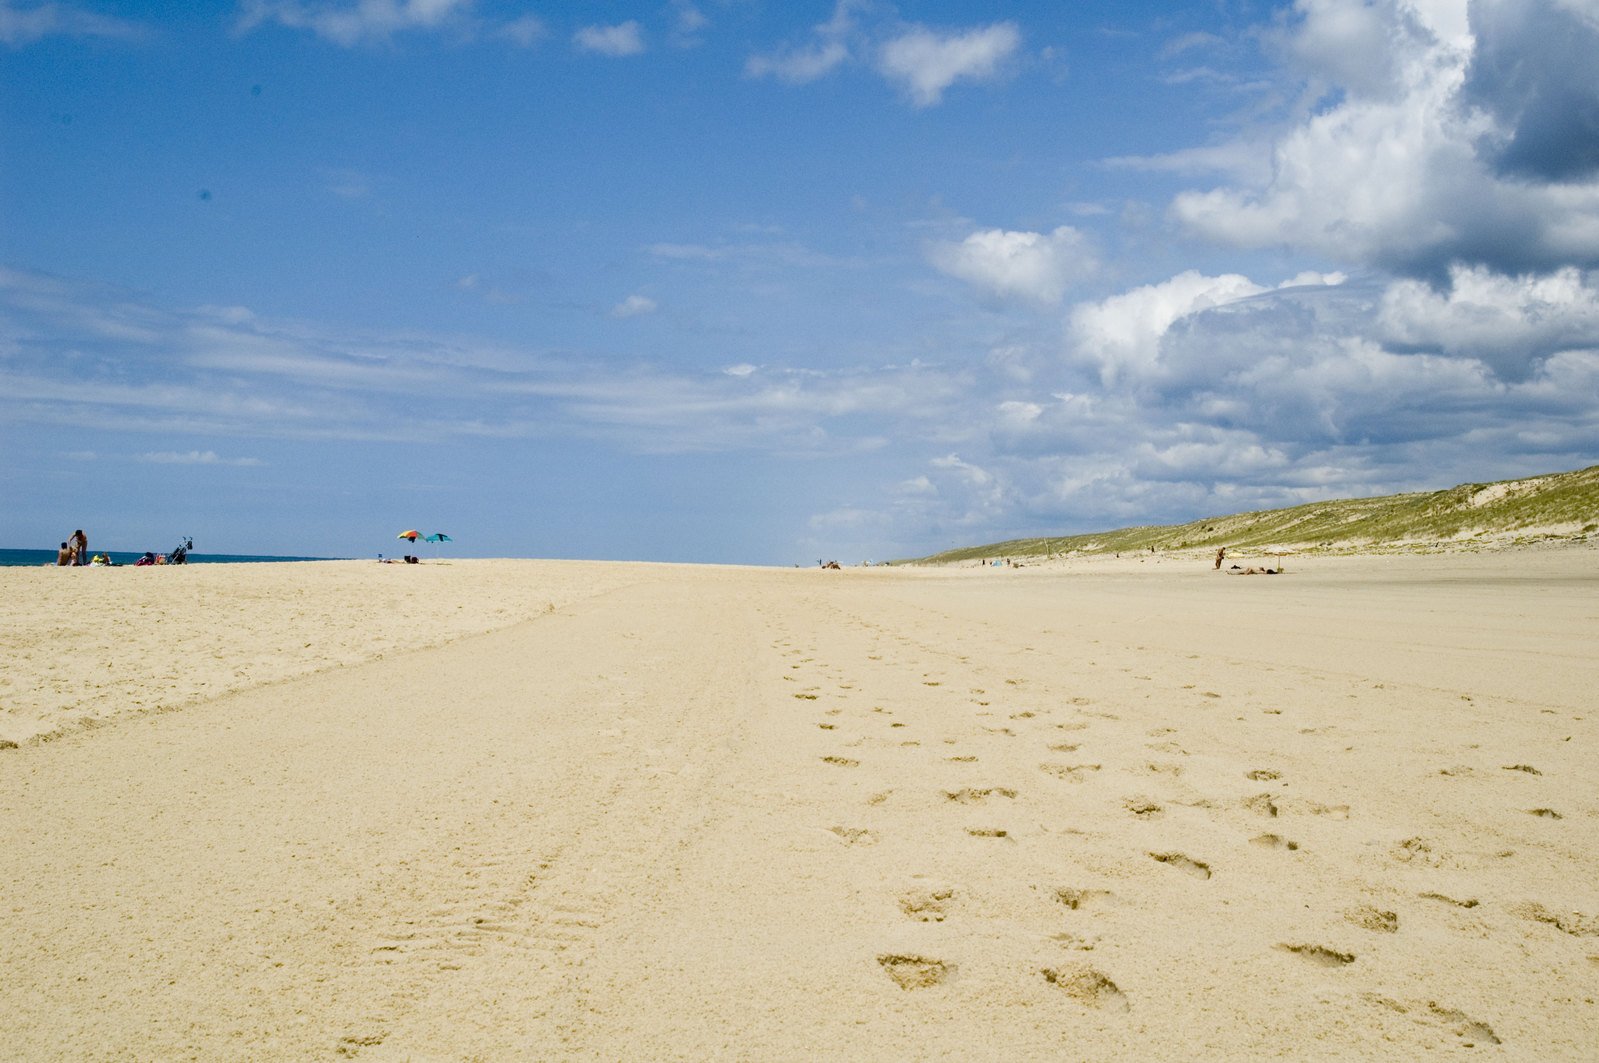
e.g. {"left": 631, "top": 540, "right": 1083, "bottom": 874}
{"left": 2, "top": 551, "right": 1597, "bottom": 1059}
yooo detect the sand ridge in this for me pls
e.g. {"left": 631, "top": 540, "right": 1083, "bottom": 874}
{"left": 2, "top": 551, "right": 1596, "bottom": 1058}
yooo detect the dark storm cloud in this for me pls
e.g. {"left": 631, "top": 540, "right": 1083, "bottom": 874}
{"left": 1466, "top": 0, "right": 1599, "bottom": 182}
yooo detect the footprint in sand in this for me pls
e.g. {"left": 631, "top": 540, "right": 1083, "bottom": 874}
{"left": 943, "top": 787, "right": 1018, "bottom": 803}
{"left": 1345, "top": 905, "right": 1398, "bottom": 933}
{"left": 966, "top": 827, "right": 1011, "bottom": 838}
{"left": 878, "top": 954, "right": 953, "bottom": 989}
{"left": 1040, "top": 762, "right": 1102, "bottom": 782}
{"left": 827, "top": 826, "right": 879, "bottom": 846}
{"left": 1050, "top": 930, "right": 1099, "bottom": 951}
{"left": 1041, "top": 965, "right": 1129, "bottom": 1011}
{"left": 1250, "top": 833, "right": 1300, "bottom": 851}
{"left": 1419, "top": 891, "right": 1479, "bottom": 909}
{"left": 1148, "top": 852, "right": 1211, "bottom": 879}
{"left": 1056, "top": 887, "right": 1114, "bottom": 911}
{"left": 1512, "top": 902, "right": 1599, "bottom": 937}
{"left": 1124, "top": 797, "right": 1163, "bottom": 818}
{"left": 1277, "top": 943, "right": 1355, "bottom": 967}
{"left": 336, "top": 1032, "right": 387, "bottom": 1055}
{"left": 821, "top": 755, "right": 860, "bottom": 768}
{"left": 1242, "top": 793, "right": 1280, "bottom": 818}
{"left": 1245, "top": 769, "right": 1282, "bottom": 781}
{"left": 1369, "top": 997, "right": 1500, "bottom": 1047}
{"left": 899, "top": 888, "right": 955, "bottom": 922}
{"left": 1390, "top": 836, "right": 1446, "bottom": 867}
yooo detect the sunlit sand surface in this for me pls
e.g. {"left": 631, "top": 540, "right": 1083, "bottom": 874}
{"left": 3, "top": 550, "right": 1596, "bottom": 1058}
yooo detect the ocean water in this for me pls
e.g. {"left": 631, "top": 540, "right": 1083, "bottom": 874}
{"left": 0, "top": 548, "right": 337, "bottom": 567}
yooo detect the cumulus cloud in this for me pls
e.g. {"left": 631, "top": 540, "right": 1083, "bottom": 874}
{"left": 0, "top": 0, "right": 145, "bottom": 44}
{"left": 1068, "top": 270, "right": 1346, "bottom": 385}
{"left": 574, "top": 20, "right": 644, "bottom": 57}
{"left": 876, "top": 21, "right": 1021, "bottom": 107}
{"left": 1464, "top": 0, "right": 1599, "bottom": 181}
{"left": 929, "top": 226, "right": 1095, "bottom": 306}
{"left": 1378, "top": 265, "right": 1599, "bottom": 376}
{"left": 1168, "top": 0, "right": 1599, "bottom": 279}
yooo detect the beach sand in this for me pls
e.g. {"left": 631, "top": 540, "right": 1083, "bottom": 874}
{"left": 2, "top": 550, "right": 1596, "bottom": 1059}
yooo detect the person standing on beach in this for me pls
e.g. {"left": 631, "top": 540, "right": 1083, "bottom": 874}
{"left": 71, "top": 529, "right": 88, "bottom": 567}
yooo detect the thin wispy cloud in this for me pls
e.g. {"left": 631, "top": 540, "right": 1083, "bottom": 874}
{"left": 0, "top": 0, "right": 146, "bottom": 46}
{"left": 610, "top": 294, "right": 658, "bottom": 318}
{"left": 138, "top": 450, "right": 265, "bottom": 466}
{"left": 745, "top": 0, "right": 856, "bottom": 84}
{"left": 236, "top": 0, "right": 475, "bottom": 46}
{"left": 574, "top": 20, "right": 644, "bottom": 57}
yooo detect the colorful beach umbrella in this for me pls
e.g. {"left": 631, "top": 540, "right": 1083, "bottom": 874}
{"left": 397, "top": 529, "right": 420, "bottom": 542}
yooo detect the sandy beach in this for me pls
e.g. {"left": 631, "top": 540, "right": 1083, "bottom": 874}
{"left": 2, "top": 549, "right": 1596, "bottom": 1059}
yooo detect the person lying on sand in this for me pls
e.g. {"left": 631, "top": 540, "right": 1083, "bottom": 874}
{"left": 1227, "top": 564, "right": 1278, "bottom": 575}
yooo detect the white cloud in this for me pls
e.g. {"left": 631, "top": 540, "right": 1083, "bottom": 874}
{"left": 574, "top": 20, "right": 644, "bottom": 57}
{"left": 745, "top": 1, "right": 855, "bottom": 84}
{"left": 610, "top": 294, "right": 658, "bottom": 318}
{"left": 929, "top": 226, "right": 1095, "bottom": 305}
{"left": 138, "top": 450, "right": 265, "bottom": 466}
{"left": 746, "top": 39, "right": 848, "bottom": 84}
{"left": 877, "top": 21, "right": 1021, "bottom": 107}
{"left": 498, "top": 14, "right": 545, "bottom": 47}
{"left": 1378, "top": 265, "right": 1599, "bottom": 376}
{"left": 1069, "top": 270, "right": 1275, "bottom": 384}
{"left": 722, "top": 363, "right": 758, "bottom": 377}
{"left": 236, "top": 0, "right": 473, "bottom": 45}
{"left": 0, "top": 0, "right": 145, "bottom": 45}
{"left": 1167, "top": 0, "right": 1599, "bottom": 278}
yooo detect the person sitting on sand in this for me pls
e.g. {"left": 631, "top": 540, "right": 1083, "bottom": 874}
{"left": 56, "top": 541, "right": 74, "bottom": 566}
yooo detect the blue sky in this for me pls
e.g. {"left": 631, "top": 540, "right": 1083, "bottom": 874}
{"left": 4, "top": 0, "right": 1598, "bottom": 563}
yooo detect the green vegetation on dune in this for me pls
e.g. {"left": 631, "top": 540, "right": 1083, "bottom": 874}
{"left": 905, "top": 465, "right": 1599, "bottom": 565}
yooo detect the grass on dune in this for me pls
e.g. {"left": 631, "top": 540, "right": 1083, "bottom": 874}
{"left": 904, "top": 464, "right": 1599, "bottom": 565}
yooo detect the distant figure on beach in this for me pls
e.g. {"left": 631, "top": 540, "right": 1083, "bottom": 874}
{"left": 71, "top": 529, "right": 88, "bottom": 566}
{"left": 1214, "top": 547, "right": 1227, "bottom": 570}
{"left": 56, "top": 541, "right": 74, "bottom": 566}
{"left": 1227, "top": 565, "right": 1277, "bottom": 575}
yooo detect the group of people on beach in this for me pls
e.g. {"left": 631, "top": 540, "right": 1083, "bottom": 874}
{"left": 55, "top": 529, "right": 89, "bottom": 566}
{"left": 54, "top": 530, "right": 193, "bottom": 566}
